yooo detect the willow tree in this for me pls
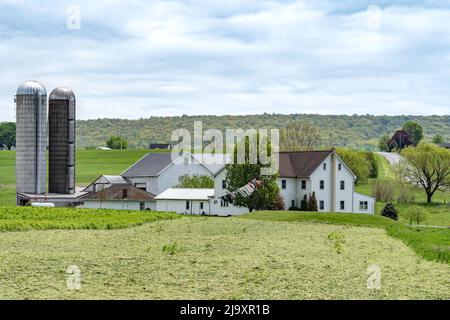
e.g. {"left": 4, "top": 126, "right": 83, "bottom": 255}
{"left": 399, "top": 143, "right": 450, "bottom": 203}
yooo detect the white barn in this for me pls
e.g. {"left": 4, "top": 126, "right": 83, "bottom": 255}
{"left": 121, "top": 153, "right": 228, "bottom": 195}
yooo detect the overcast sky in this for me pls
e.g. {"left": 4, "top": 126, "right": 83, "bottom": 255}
{"left": 0, "top": 0, "right": 449, "bottom": 121}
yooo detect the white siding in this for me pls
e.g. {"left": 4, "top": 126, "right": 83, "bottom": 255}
{"left": 156, "top": 199, "right": 211, "bottom": 215}
{"left": 334, "top": 157, "right": 355, "bottom": 213}
{"left": 353, "top": 192, "right": 375, "bottom": 214}
{"left": 278, "top": 177, "right": 297, "bottom": 209}
{"left": 310, "top": 156, "right": 332, "bottom": 212}
{"left": 83, "top": 200, "right": 156, "bottom": 211}
{"left": 209, "top": 169, "right": 249, "bottom": 216}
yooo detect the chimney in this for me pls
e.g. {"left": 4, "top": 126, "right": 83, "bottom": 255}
{"left": 330, "top": 147, "right": 336, "bottom": 212}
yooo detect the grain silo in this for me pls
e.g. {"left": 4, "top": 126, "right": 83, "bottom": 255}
{"left": 48, "top": 87, "right": 76, "bottom": 194}
{"left": 15, "top": 81, "right": 48, "bottom": 200}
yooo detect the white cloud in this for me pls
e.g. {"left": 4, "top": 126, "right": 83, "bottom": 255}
{"left": 0, "top": 0, "right": 449, "bottom": 121}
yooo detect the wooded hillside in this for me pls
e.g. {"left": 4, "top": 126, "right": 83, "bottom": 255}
{"left": 73, "top": 114, "right": 449, "bottom": 150}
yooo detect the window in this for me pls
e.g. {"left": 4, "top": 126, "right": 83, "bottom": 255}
{"left": 281, "top": 180, "right": 287, "bottom": 189}
{"left": 323, "top": 163, "right": 327, "bottom": 170}
{"left": 140, "top": 202, "right": 145, "bottom": 210}
{"left": 186, "top": 201, "right": 190, "bottom": 210}
{"left": 122, "top": 188, "right": 128, "bottom": 198}
{"left": 222, "top": 180, "right": 227, "bottom": 189}
{"left": 319, "top": 201, "right": 324, "bottom": 210}
{"left": 200, "top": 202, "right": 204, "bottom": 210}
{"left": 134, "top": 183, "right": 146, "bottom": 191}
{"left": 301, "top": 180, "right": 306, "bottom": 190}
{"left": 338, "top": 164, "right": 342, "bottom": 171}
{"left": 340, "top": 181, "right": 345, "bottom": 190}
{"left": 320, "top": 180, "right": 324, "bottom": 190}
{"left": 359, "top": 201, "right": 368, "bottom": 211}
{"left": 291, "top": 200, "right": 295, "bottom": 207}
{"left": 340, "top": 201, "right": 345, "bottom": 210}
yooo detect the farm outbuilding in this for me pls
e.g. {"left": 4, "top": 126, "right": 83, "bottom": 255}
{"left": 81, "top": 185, "right": 156, "bottom": 210}
{"left": 155, "top": 188, "right": 214, "bottom": 215}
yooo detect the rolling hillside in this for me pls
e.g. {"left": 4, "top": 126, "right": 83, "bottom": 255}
{"left": 75, "top": 114, "right": 450, "bottom": 150}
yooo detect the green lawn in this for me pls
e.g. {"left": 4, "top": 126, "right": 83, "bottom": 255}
{"left": 0, "top": 217, "right": 449, "bottom": 299}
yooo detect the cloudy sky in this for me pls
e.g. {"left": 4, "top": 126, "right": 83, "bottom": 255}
{"left": 0, "top": 0, "right": 449, "bottom": 121}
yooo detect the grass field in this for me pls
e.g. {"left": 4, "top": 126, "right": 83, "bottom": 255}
{"left": 242, "top": 211, "right": 450, "bottom": 264}
{"left": 0, "top": 217, "right": 449, "bottom": 299}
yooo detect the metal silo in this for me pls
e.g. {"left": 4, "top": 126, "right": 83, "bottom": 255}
{"left": 15, "top": 80, "right": 48, "bottom": 199}
{"left": 48, "top": 87, "right": 76, "bottom": 194}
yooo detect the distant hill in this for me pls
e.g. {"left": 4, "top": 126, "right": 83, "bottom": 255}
{"left": 75, "top": 114, "right": 450, "bottom": 151}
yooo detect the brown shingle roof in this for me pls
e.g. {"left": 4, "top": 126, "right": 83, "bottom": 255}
{"left": 82, "top": 185, "right": 156, "bottom": 201}
{"left": 278, "top": 151, "right": 332, "bottom": 177}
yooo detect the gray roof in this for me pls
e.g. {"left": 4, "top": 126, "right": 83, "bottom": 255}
{"left": 122, "top": 153, "right": 174, "bottom": 177}
{"left": 17, "top": 80, "right": 47, "bottom": 96}
{"left": 121, "top": 152, "right": 230, "bottom": 177}
{"left": 49, "top": 87, "right": 75, "bottom": 100}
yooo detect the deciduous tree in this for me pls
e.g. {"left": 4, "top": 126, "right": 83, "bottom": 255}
{"left": 399, "top": 143, "right": 450, "bottom": 203}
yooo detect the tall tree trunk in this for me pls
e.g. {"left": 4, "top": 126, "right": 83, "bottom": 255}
{"left": 426, "top": 192, "right": 432, "bottom": 204}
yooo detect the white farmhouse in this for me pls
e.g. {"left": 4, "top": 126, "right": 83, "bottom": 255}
{"left": 210, "top": 149, "right": 375, "bottom": 214}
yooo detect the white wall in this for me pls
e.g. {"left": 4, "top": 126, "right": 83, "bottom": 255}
{"left": 209, "top": 169, "right": 250, "bottom": 216}
{"left": 83, "top": 200, "right": 156, "bottom": 211}
{"left": 310, "top": 156, "right": 332, "bottom": 212}
{"left": 278, "top": 177, "right": 297, "bottom": 209}
{"left": 353, "top": 192, "right": 375, "bottom": 214}
{"left": 156, "top": 199, "right": 211, "bottom": 215}
{"left": 334, "top": 157, "right": 356, "bottom": 213}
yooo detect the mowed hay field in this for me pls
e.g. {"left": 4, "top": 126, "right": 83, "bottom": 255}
{"left": 0, "top": 217, "right": 449, "bottom": 300}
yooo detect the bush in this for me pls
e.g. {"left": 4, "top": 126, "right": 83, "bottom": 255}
{"left": 288, "top": 206, "right": 300, "bottom": 211}
{"left": 381, "top": 203, "right": 398, "bottom": 221}
{"left": 372, "top": 180, "right": 395, "bottom": 202}
{"left": 300, "top": 195, "right": 308, "bottom": 211}
{"left": 365, "top": 152, "right": 378, "bottom": 179}
{"left": 309, "top": 192, "right": 318, "bottom": 211}
{"left": 396, "top": 181, "right": 415, "bottom": 204}
{"left": 404, "top": 206, "right": 428, "bottom": 225}
{"left": 272, "top": 193, "right": 285, "bottom": 210}
{"left": 162, "top": 242, "right": 180, "bottom": 255}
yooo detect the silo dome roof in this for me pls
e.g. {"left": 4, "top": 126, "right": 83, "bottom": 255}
{"left": 49, "top": 87, "right": 75, "bottom": 100}
{"left": 16, "top": 80, "right": 47, "bottom": 96}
